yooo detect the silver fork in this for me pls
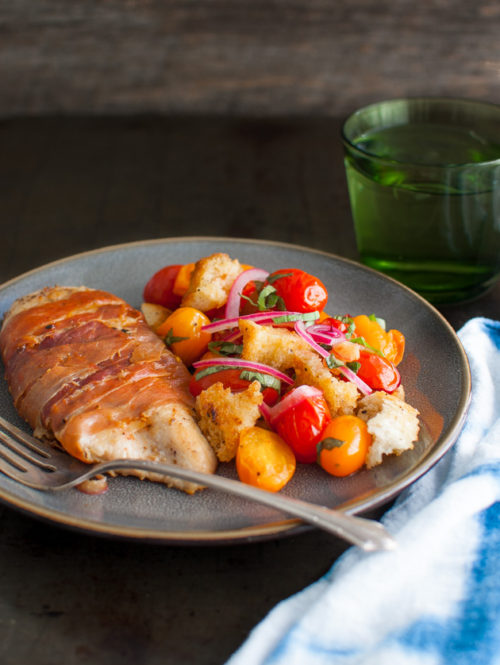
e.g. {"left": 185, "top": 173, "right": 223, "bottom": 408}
{"left": 0, "top": 414, "right": 396, "bottom": 552}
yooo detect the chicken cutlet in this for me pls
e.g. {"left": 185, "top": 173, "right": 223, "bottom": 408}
{"left": 0, "top": 286, "right": 217, "bottom": 493}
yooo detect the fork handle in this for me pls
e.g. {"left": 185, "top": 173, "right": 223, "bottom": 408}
{"left": 69, "top": 459, "right": 396, "bottom": 552}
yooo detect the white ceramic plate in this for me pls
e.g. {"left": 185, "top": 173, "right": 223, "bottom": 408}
{"left": 0, "top": 237, "right": 470, "bottom": 543}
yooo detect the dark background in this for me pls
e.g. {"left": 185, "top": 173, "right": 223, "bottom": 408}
{"left": 0, "top": 2, "right": 499, "bottom": 664}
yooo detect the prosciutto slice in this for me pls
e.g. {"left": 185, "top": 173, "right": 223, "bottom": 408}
{"left": 0, "top": 286, "right": 217, "bottom": 493}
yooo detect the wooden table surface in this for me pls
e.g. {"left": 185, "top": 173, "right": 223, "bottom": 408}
{"left": 0, "top": 116, "right": 498, "bottom": 665}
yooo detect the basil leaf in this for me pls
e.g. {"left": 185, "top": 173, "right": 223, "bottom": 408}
{"left": 272, "top": 311, "right": 320, "bottom": 324}
{"left": 164, "top": 328, "right": 189, "bottom": 346}
{"left": 326, "top": 354, "right": 345, "bottom": 369}
{"left": 239, "top": 370, "right": 281, "bottom": 392}
{"left": 257, "top": 284, "right": 277, "bottom": 310}
{"left": 266, "top": 272, "right": 293, "bottom": 285}
{"left": 346, "top": 361, "right": 361, "bottom": 373}
{"left": 318, "top": 437, "right": 346, "bottom": 451}
{"left": 350, "top": 335, "right": 384, "bottom": 357}
{"left": 193, "top": 365, "right": 235, "bottom": 381}
{"left": 208, "top": 341, "right": 243, "bottom": 356}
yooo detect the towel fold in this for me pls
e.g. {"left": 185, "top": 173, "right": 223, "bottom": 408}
{"left": 227, "top": 317, "right": 500, "bottom": 665}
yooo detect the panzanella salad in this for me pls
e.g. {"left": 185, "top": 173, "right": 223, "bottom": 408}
{"left": 142, "top": 252, "right": 420, "bottom": 492}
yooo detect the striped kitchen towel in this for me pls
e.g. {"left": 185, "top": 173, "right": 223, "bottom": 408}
{"left": 227, "top": 317, "right": 500, "bottom": 665}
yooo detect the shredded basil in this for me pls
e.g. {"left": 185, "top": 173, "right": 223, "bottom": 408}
{"left": 193, "top": 365, "right": 281, "bottom": 393}
{"left": 164, "top": 328, "right": 189, "bottom": 346}
{"left": 272, "top": 311, "right": 320, "bottom": 324}
{"left": 193, "top": 365, "right": 236, "bottom": 380}
{"left": 346, "top": 360, "right": 361, "bottom": 373}
{"left": 266, "top": 272, "right": 293, "bottom": 285}
{"left": 318, "top": 437, "right": 346, "bottom": 451}
{"left": 326, "top": 354, "right": 345, "bottom": 370}
{"left": 239, "top": 370, "right": 281, "bottom": 392}
{"left": 208, "top": 340, "right": 243, "bottom": 356}
{"left": 349, "top": 335, "right": 384, "bottom": 357}
{"left": 256, "top": 284, "right": 285, "bottom": 311}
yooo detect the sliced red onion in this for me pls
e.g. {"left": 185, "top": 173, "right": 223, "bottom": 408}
{"left": 225, "top": 268, "right": 270, "bottom": 319}
{"left": 294, "top": 321, "right": 330, "bottom": 359}
{"left": 220, "top": 329, "right": 243, "bottom": 343}
{"left": 192, "top": 357, "right": 294, "bottom": 385}
{"left": 338, "top": 365, "right": 373, "bottom": 396}
{"left": 265, "top": 384, "right": 324, "bottom": 426}
{"left": 202, "top": 310, "right": 316, "bottom": 334}
{"left": 295, "top": 321, "right": 372, "bottom": 395}
{"left": 308, "top": 323, "right": 346, "bottom": 339}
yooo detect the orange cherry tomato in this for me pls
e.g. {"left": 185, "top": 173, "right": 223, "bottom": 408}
{"left": 266, "top": 269, "right": 328, "bottom": 313}
{"left": 236, "top": 427, "right": 296, "bottom": 492}
{"left": 172, "top": 262, "right": 196, "bottom": 297}
{"left": 155, "top": 306, "right": 211, "bottom": 366}
{"left": 317, "top": 415, "right": 372, "bottom": 477}
{"left": 143, "top": 264, "right": 183, "bottom": 309}
{"left": 352, "top": 315, "right": 405, "bottom": 366}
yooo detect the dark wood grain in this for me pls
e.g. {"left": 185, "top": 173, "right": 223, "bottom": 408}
{"left": 1, "top": 0, "right": 499, "bottom": 117}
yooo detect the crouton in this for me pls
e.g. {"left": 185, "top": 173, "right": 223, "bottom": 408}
{"left": 239, "top": 319, "right": 359, "bottom": 416}
{"left": 141, "top": 302, "right": 170, "bottom": 331}
{"left": 294, "top": 353, "right": 359, "bottom": 416}
{"left": 239, "top": 319, "right": 311, "bottom": 373}
{"left": 181, "top": 253, "right": 244, "bottom": 312}
{"left": 195, "top": 381, "right": 264, "bottom": 462}
{"left": 356, "top": 391, "right": 420, "bottom": 468}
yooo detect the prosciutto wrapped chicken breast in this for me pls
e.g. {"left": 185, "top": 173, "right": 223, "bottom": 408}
{"left": 0, "top": 286, "right": 217, "bottom": 493}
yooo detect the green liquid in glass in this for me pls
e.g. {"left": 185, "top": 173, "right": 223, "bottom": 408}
{"left": 345, "top": 123, "right": 500, "bottom": 303}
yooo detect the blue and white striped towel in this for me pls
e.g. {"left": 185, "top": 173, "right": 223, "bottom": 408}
{"left": 227, "top": 317, "right": 500, "bottom": 665}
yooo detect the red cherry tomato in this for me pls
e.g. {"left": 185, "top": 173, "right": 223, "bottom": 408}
{"left": 189, "top": 368, "right": 280, "bottom": 405}
{"left": 143, "top": 265, "right": 183, "bottom": 309}
{"left": 356, "top": 350, "right": 401, "bottom": 393}
{"left": 321, "top": 316, "right": 353, "bottom": 335}
{"left": 267, "top": 269, "right": 328, "bottom": 313}
{"left": 272, "top": 390, "right": 331, "bottom": 463}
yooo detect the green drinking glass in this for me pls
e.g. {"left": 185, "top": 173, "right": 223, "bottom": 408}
{"left": 342, "top": 97, "right": 500, "bottom": 303}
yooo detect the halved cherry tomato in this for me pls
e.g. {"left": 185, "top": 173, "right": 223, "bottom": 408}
{"left": 189, "top": 367, "right": 280, "bottom": 405}
{"left": 266, "top": 269, "right": 328, "bottom": 313}
{"left": 272, "top": 389, "right": 331, "bottom": 463}
{"left": 143, "top": 264, "right": 183, "bottom": 309}
{"left": 236, "top": 427, "right": 296, "bottom": 492}
{"left": 172, "top": 262, "right": 196, "bottom": 297}
{"left": 317, "top": 415, "right": 371, "bottom": 477}
{"left": 155, "top": 306, "right": 211, "bottom": 366}
{"left": 356, "top": 350, "right": 401, "bottom": 393}
{"left": 353, "top": 315, "right": 405, "bottom": 366}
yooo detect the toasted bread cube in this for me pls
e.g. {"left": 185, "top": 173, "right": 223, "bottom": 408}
{"left": 181, "top": 253, "right": 244, "bottom": 312}
{"left": 239, "top": 319, "right": 311, "bottom": 372}
{"left": 195, "top": 381, "right": 264, "bottom": 462}
{"left": 356, "top": 391, "right": 420, "bottom": 468}
{"left": 294, "top": 353, "right": 359, "bottom": 416}
{"left": 239, "top": 320, "right": 359, "bottom": 416}
{"left": 141, "top": 302, "right": 170, "bottom": 331}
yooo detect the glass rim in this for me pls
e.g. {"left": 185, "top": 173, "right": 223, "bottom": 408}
{"left": 341, "top": 96, "right": 500, "bottom": 169}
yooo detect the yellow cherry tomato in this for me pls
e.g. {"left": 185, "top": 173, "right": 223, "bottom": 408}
{"left": 236, "top": 427, "right": 296, "bottom": 492}
{"left": 352, "top": 314, "right": 405, "bottom": 366}
{"left": 317, "top": 415, "right": 372, "bottom": 477}
{"left": 155, "top": 306, "right": 211, "bottom": 366}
